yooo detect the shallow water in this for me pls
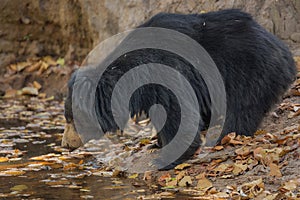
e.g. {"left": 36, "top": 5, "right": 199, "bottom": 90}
{"left": 0, "top": 98, "right": 199, "bottom": 199}
{"left": 0, "top": 98, "right": 151, "bottom": 199}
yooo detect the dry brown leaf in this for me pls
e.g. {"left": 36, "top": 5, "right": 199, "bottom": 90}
{"left": 197, "top": 176, "right": 213, "bottom": 190}
{"left": 229, "top": 139, "right": 244, "bottom": 145}
{"left": 33, "top": 81, "right": 42, "bottom": 90}
{"left": 253, "top": 147, "right": 266, "bottom": 163}
{"left": 25, "top": 60, "right": 42, "bottom": 72}
{"left": 213, "top": 163, "right": 230, "bottom": 172}
{"left": 213, "top": 146, "right": 224, "bottom": 151}
{"left": 166, "top": 179, "right": 177, "bottom": 187}
{"left": 37, "top": 61, "right": 50, "bottom": 75}
{"left": 221, "top": 132, "right": 236, "bottom": 145}
{"left": 10, "top": 184, "right": 28, "bottom": 191}
{"left": 158, "top": 173, "right": 171, "bottom": 182}
{"left": 63, "top": 163, "right": 78, "bottom": 170}
{"left": 178, "top": 176, "right": 192, "bottom": 187}
{"left": 21, "top": 87, "right": 38, "bottom": 96}
{"left": 175, "top": 171, "right": 186, "bottom": 182}
{"left": 0, "top": 157, "right": 9, "bottom": 163}
{"left": 1, "top": 169, "right": 26, "bottom": 176}
{"left": 235, "top": 146, "right": 251, "bottom": 156}
{"left": 78, "top": 159, "right": 84, "bottom": 165}
{"left": 38, "top": 92, "right": 47, "bottom": 98}
{"left": 9, "top": 61, "right": 31, "bottom": 72}
{"left": 237, "top": 178, "right": 264, "bottom": 198}
{"left": 269, "top": 163, "right": 282, "bottom": 177}
{"left": 233, "top": 163, "right": 248, "bottom": 175}
{"left": 42, "top": 56, "right": 57, "bottom": 66}
{"left": 175, "top": 163, "right": 191, "bottom": 170}
{"left": 30, "top": 153, "right": 59, "bottom": 161}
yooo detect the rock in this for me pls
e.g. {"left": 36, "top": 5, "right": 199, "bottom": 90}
{"left": 0, "top": 0, "right": 299, "bottom": 72}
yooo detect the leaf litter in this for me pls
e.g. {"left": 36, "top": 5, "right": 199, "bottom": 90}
{"left": 0, "top": 57, "right": 299, "bottom": 199}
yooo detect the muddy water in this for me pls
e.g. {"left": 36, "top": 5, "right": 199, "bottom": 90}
{"left": 0, "top": 98, "right": 198, "bottom": 199}
{"left": 0, "top": 169, "right": 150, "bottom": 199}
{"left": 0, "top": 99, "right": 152, "bottom": 199}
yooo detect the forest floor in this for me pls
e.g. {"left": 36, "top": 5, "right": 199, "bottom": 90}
{"left": 0, "top": 57, "right": 299, "bottom": 199}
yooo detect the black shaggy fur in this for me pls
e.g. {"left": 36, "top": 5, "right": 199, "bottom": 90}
{"left": 65, "top": 9, "right": 296, "bottom": 169}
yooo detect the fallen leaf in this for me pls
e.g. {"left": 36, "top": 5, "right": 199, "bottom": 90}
{"left": 42, "top": 56, "right": 57, "bottom": 66}
{"left": 158, "top": 173, "right": 171, "bottom": 182}
{"left": 9, "top": 61, "right": 31, "bottom": 72}
{"left": 10, "top": 184, "right": 28, "bottom": 191}
{"left": 78, "top": 159, "right": 84, "bottom": 165}
{"left": 175, "top": 163, "right": 191, "bottom": 170}
{"left": 0, "top": 157, "right": 9, "bottom": 163}
{"left": 178, "top": 176, "right": 192, "bottom": 187}
{"left": 57, "top": 58, "right": 65, "bottom": 66}
{"left": 237, "top": 178, "right": 264, "bottom": 198}
{"left": 139, "top": 138, "right": 151, "bottom": 146}
{"left": 213, "top": 146, "right": 224, "bottom": 151}
{"left": 197, "top": 176, "right": 213, "bottom": 190}
{"left": 166, "top": 178, "right": 177, "bottom": 187}
{"left": 269, "top": 163, "right": 282, "bottom": 177}
{"left": 33, "top": 81, "right": 42, "bottom": 90}
{"left": 235, "top": 146, "right": 251, "bottom": 156}
{"left": 1, "top": 169, "right": 26, "bottom": 176}
{"left": 233, "top": 163, "right": 248, "bottom": 175}
{"left": 21, "top": 87, "right": 38, "bottom": 96}
{"left": 25, "top": 60, "right": 42, "bottom": 72}
{"left": 63, "top": 163, "right": 78, "bottom": 170}
{"left": 213, "top": 163, "right": 230, "bottom": 172}
{"left": 221, "top": 132, "right": 235, "bottom": 145}
{"left": 176, "top": 171, "right": 186, "bottom": 182}
{"left": 128, "top": 173, "right": 139, "bottom": 179}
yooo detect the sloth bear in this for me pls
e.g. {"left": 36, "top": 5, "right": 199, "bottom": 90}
{"left": 62, "top": 9, "right": 296, "bottom": 170}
